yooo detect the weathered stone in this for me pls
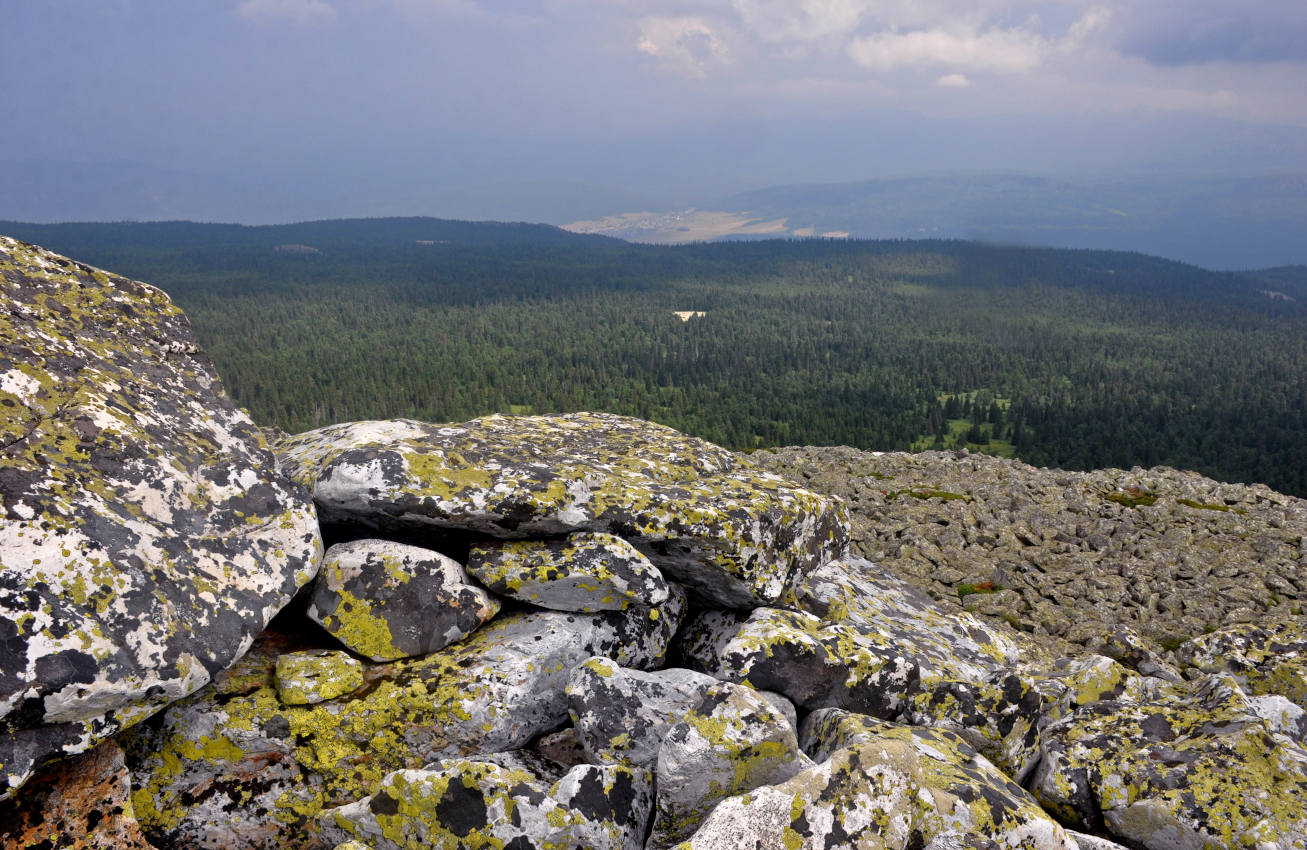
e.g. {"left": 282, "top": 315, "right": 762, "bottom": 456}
{"left": 679, "top": 606, "right": 918, "bottom": 718}
{"left": 1176, "top": 618, "right": 1307, "bottom": 703}
{"left": 648, "top": 681, "right": 812, "bottom": 848}
{"left": 274, "top": 651, "right": 364, "bottom": 706}
{"left": 127, "top": 591, "right": 685, "bottom": 849}
{"left": 318, "top": 759, "right": 652, "bottom": 850}
{"left": 1088, "top": 625, "right": 1183, "bottom": 683}
{"left": 277, "top": 413, "right": 849, "bottom": 607}
{"left": 798, "top": 709, "right": 1077, "bottom": 849}
{"left": 0, "top": 237, "right": 321, "bottom": 799}
{"left": 1029, "top": 673, "right": 1307, "bottom": 849}
{"left": 0, "top": 738, "right": 154, "bottom": 849}
{"left": 566, "top": 657, "right": 719, "bottom": 769}
{"left": 308, "top": 540, "right": 497, "bottom": 661}
{"left": 466, "top": 531, "right": 669, "bottom": 613}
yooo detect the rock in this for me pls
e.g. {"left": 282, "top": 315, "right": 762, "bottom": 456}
{"left": 277, "top": 413, "right": 848, "bottom": 607}
{"left": 308, "top": 539, "right": 498, "bottom": 661}
{"left": 799, "top": 710, "right": 1076, "bottom": 847}
{"left": 127, "top": 592, "right": 685, "bottom": 848}
{"left": 1029, "top": 672, "right": 1307, "bottom": 849}
{"left": 0, "top": 738, "right": 154, "bottom": 849}
{"left": 318, "top": 759, "right": 652, "bottom": 850}
{"left": 647, "top": 681, "right": 812, "bottom": 848}
{"left": 679, "top": 606, "right": 919, "bottom": 718}
{"left": 1087, "top": 625, "right": 1183, "bottom": 683}
{"left": 565, "top": 657, "right": 719, "bottom": 769}
{"left": 466, "top": 531, "right": 669, "bottom": 613}
{"left": 0, "top": 237, "right": 321, "bottom": 799}
{"left": 1175, "top": 618, "right": 1307, "bottom": 703}
{"left": 274, "top": 651, "right": 364, "bottom": 706}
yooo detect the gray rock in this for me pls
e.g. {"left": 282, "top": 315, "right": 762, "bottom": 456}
{"left": 127, "top": 590, "right": 685, "bottom": 849}
{"left": 647, "top": 681, "right": 812, "bottom": 848}
{"left": 308, "top": 539, "right": 498, "bottom": 661}
{"left": 277, "top": 413, "right": 849, "bottom": 607}
{"left": 318, "top": 759, "right": 652, "bottom": 850}
{"left": 0, "top": 237, "right": 321, "bottom": 799}
{"left": 466, "top": 531, "right": 668, "bottom": 613}
{"left": 565, "top": 657, "right": 719, "bottom": 769}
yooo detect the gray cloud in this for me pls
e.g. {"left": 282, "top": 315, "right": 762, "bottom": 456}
{"left": 1116, "top": 1, "right": 1307, "bottom": 65}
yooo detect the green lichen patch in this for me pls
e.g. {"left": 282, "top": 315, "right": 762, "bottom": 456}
{"left": 275, "top": 651, "right": 365, "bottom": 706}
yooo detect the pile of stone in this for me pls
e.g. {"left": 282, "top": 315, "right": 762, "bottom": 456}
{"left": 751, "top": 445, "right": 1307, "bottom": 651}
{"left": 4, "top": 237, "right": 1307, "bottom": 850}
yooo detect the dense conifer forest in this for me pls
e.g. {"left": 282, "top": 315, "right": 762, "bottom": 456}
{"left": 7, "top": 218, "right": 1307, "bottom": 496}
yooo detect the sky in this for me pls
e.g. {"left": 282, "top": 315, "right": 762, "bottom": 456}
{"left": 2, "top": 0, "right": 1306, "bottom": 225}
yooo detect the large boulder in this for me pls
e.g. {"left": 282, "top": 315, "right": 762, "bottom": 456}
{"left": 0, "top": 237, "right": 321, "bottom": 799}
{"left": 277, "top": 413, "right": 849, "bottom": 607}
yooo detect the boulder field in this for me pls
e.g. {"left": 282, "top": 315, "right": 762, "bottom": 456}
{"left": 2, "top": 237, "right": 1307, "bottom": 849}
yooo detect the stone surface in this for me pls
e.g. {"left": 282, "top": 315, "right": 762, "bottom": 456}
{"left": 751, "top": 445, "right": 1307, "bottom": 650}
{"left": 648, "top": 681, "right": 812, "bottom": 848}
{"left": 0, "top": 738, "right": 155, "bottom": 850}
{"left": 127, "top": 591, "right": 685, "bottom": 849}
{"left": 318, "top": 759, "right": 652, "bottom": 850}
{"left": 799, "top": 709, "right": 1078, "bottom": 849}
{"left": 274, "top": 650, "right": 365, "bottom": 706}
{"left": 1029, "top": 673, "right": 1307, "bottom": 849}
{"left": 278, "top": 413, "right": 849, "bottom": 607}
{"left": 0, "top": 237, "right": 321, "bottom": 799}
{"left": 1175, "top": 617, "right": 1307, "bottom": 703}
{"left": 308, "top": 539, "right": 498, "bottom": 661}
{"left": 566, "top": 657, "right": 719, "bottom": 769}
{"left": 466, "top": 531, "right": 669, "bottom": 613}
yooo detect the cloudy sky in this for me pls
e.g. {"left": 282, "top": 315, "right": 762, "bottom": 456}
{"left": 2, "top": 0, "right": 1305, "bottom": 221}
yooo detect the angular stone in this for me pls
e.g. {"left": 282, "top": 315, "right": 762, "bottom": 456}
{"left": 0, "top": 237, "right": 321, "bottom": 799}
{"left": 308, "top": 540, "right": 498, "bottom": 661}
{"left": 0, "top": 738, "right": 154, "bottom": 850}
{"left": 318, "top": 759, "right": 652, "bottom": 850}
{"left": 1029, "top": 673, "right": 1307, "bottom": 849}
{"left": 798, "top": 709, "right": 1077, "bottom": 849}
{"left": 127, "top": 592, "right": 685, "bottom": 849}
{"left": 466, "top": 531, "right": 668, "bottom": 613}
{"left": 648, "top": 681, "right": 812, "bottom": 848}
{"left": 277, "top": 413, "right": 849, "bottom": 607}
{"left": 274, "top": 650, "right": 364, "bottom": 706}
{"left": 1176, "top": 618, "right": 1307, "bottom": 703}
{"left": 565, "top": 657, "right": 719, "bottom": 769}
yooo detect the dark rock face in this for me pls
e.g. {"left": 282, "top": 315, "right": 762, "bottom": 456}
{"left": 0, "top": 238, "right": 321, "bottom": 800}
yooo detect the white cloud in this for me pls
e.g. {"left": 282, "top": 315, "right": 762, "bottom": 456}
{"left": 936, "top": 72, "right": 973, "bottom": 87}
{"left": 847, "top": 23, "right": 1049, "bottom": 73}
{"left": 637, "top": 15, "right": 731, "bottom": 77}
{"left": 238, "top": 0, "right": 338, "bottom": 25}
{"left": 730, "top": 0, "right": 869, "bottom": 44}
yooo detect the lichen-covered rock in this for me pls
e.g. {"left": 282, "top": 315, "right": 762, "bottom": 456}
{"left": 277, "top": 413, "right": 849, "bottom": 607}
{"left": 128, "top": 592, "right": 685, "bottom": 849}
{"left": 1176, "top": 617, "right": 1307, "bottom": 704}
{"left": 274, "top": 651, "right": 365, "bottom": 706}
{"left": 318, "top": 759, "right": 652, "bottom": 850}
{"left": 798, "top": 709, "right": 1077, "bottom": 849}
{"left": 566, "top": 657, "right": 719, "bottom": 769}
{"left": 648, "top": 681, "right": 812, "bottom": 848}
{"left": 1029, "top": 672, "right": 1307, "bottom": 849}
{"left": 1087, "top": 625, "right": 1184, "bottom": 683}
{"left": 678, "top": 606, "right": 919, "bottom": 718}
{"left": 0, "top": 738, "right": 154, "bottom": 850}
{"left": 308, "top": 540, "right": 498, "bottom": 661}
{"left": 466, "top": 531, "right": 669, "bottom": 613}
{"left": 0, "top": 237, "right": 321, "bottom": 799}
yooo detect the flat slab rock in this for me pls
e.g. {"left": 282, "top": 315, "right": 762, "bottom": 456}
{"left": 0, "top": 237, "right": 321, "bottom": 799}
{"left": 277, "top": 413, "right": 848, "bottom": 607}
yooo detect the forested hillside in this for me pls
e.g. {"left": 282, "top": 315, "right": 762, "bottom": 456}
{"left": 6, "top": 218, "right": 1306, "bottom": 496}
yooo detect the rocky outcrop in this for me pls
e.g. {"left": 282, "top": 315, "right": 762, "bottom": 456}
{"left": 278, "top": 414, "right": 849, "bottom": 607}
{"left": 8, "top": 236, "right": 1307, "bottom": 850}
{"left": 750, "top": 445, "right": 1307, "bottom": 650}
{"left": 0, "top": 237, "right": 321, "bottom": 800}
